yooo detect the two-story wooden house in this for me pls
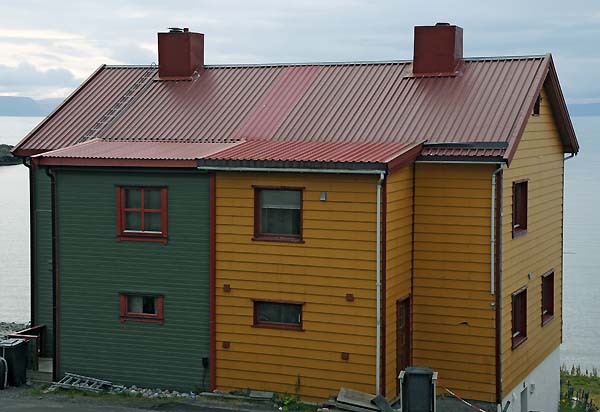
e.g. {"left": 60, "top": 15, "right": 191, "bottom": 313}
{"left": 12, "top": 24, "right": 578, "bottom": 412}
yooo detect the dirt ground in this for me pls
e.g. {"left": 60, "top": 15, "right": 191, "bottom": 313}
{"left": 0, "top": 385, "right": 262, "bottom": 412}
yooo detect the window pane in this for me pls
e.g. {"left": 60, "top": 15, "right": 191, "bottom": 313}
{"left": 261, "top": 208, "right": 300, "bottom": 235}
{"left": 145, "top": 213, "right": 162, "bottom": 232}
{"left": 144, "top": 189, "right": 162, "bottom": 210}
{"left": 142, "top": 296, "right": 156, "bottom": 314}
{"left": 261, "top": 190, "right": 301, "bottom": 209}
{"left": 128, "top": 296, "right": 143, "bottom": 313}
{"left": 257, "top": 302, "right": 301, "bottom": 325}
{"left": 125, "top": 189, "right": 141, "bottom": 209}
{"left": 125, "top": 212, "right": 142, "bottom": 231}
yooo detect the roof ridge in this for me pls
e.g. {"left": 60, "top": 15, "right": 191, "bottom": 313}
{"left": 102, "top": 55, "right": 547, "bottom": 70}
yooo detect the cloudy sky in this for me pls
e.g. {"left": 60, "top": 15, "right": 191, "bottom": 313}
{"left": 0, "top": 0, "right": 598, "bottom": 102}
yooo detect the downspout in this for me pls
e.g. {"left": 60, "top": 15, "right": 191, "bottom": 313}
{"left": 490, "top": 164, "right": 504, "bottom": 295}
{"left": 45, "top": 167, "right": 58, "bottom": 382}
{"left": 376, "top": 171, "right": 385, "bottom": 395}
{"left": 491, "top": 164, "right": 504, "bottom": 408}
{"left": 23, "top": 158, "right": 35, "bottom": 328}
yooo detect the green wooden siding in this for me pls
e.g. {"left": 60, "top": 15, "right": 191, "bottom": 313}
{"left": 55, "top": 168, "right": 211, "bottom": 391}
{"left": 33, "top": 166, "right": 54, "bottom": 355}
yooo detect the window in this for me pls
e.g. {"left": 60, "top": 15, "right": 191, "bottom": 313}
{"left": 512, "top": 180, "right": 528, "bottom": 238}
{"left": 117, "top": 187, "right": 167, "bottom": 242}
{"left": 119, "top": 293, "right": 164, "bottom": 324}
{"left": 512, "top": 287, "right": 527, "bottom": 349}
{"left": 533, "top": 94, "right": 541, "bottom": 116}
{"left": 254, "top": 187, "right": 303, "bottom": 242}
{"left": 542, "top": 271, "right": 555, "bottom": 326}
{"left": 253, "top": 300, "right": 303, "bottom": 330}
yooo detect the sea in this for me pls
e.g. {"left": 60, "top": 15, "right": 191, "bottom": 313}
{"left": 0, "top": 115, "right": 598, "bottom": 370}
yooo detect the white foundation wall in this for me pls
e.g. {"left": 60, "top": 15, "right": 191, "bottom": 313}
{"left": 501, "top": 347, "right": 560, "bottom": 412}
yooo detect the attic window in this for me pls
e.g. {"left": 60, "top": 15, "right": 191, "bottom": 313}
{"left": 512, "top": 180, "right": 528, "bottom": 238}
{"left": 117, "top": 187, "right": 168, "bottom": 243}
{"left": 533, "top": 95, "right": 541, "bottom": 116}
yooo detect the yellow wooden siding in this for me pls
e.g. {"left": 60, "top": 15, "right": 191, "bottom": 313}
{"left": 501, "top": 87, "right": 564, "bottom": 395}
{"left": 384, "top": 166, "right": 413, "bottom": 396}
{"left": 413, "top": 163, "right": 497, "bottom": 402}
{"left": 215, "top": 172, "right": 378, "bottom": 401}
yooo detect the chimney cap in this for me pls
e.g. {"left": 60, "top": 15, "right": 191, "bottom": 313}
{"left": 435, "top": 22, "right": 451, "bottom": 26}
{"left": 168, "top": 27, "right": 184, "bottom": 33}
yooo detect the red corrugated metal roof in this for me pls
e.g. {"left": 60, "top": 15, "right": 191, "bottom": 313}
{"left": 34, "top": 139, "right": 239, "bottom": 160}
{"left": 13, "top": 55, "right": 578, "bottom": 163}
{"left": 206, "top": 140, "right": 420, "bottom": 163}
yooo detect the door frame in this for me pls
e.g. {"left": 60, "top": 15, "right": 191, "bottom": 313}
{"left": 396, "top": 294, "right": 411, "bottom": 393}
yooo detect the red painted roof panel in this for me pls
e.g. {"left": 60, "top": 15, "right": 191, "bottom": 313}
{"left": 14, "top": 55, "right": 577, "bottom": 162}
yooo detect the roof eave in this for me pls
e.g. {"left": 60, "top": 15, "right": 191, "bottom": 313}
{"left": 36, "top": 157, "right": 198, "bottom": 168}
{"left": 197, "top": 159, "right": 388, "bottom": 173}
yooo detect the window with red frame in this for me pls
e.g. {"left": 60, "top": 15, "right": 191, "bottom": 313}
{"left": 117, "top": 187, "right": 167, "bottom": 242}
{"left": 513, "top": 180, "right": 528, "bottom": 238}
{"left": 253, "top": 300, "right": 303, "bottom": 330}
{"left": 253, "top": 187, "right": 303, "bottom": 242}
{"left": 512, "top": 287, "right": 527, "bottom": 349}
{"left": 542, "top": 271, "right": 555, "bottom": 326}
{"left": 119, "top": 293, "right": 164, "bottom": 324}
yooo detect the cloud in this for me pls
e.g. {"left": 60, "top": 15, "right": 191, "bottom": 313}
{"left": 0, "top": 0, "right": 598, "bottom": 101}
{"left": 0, "top": 63, "right": 79, "bottom": 99}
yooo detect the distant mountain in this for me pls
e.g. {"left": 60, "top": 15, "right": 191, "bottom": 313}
{"left": 0, "top": 96, "right": 63, "bottom": 117}
{"left": 568, "top": 103, "right": 600, "bottom": 117}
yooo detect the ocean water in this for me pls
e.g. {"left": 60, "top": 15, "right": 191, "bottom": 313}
{"left": 0, "top": 115, "right": 598, "bottom": 369}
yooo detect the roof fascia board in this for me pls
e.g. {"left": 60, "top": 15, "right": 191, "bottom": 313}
{"left": 386, "top": 142, "right": 424, "bottom": 173}
{"left": 544, "top": 57, "right": 579, "bottom": 154}
{"left": 11, "top": 64, "right": 107, "bottom": 157}
{"left": 37, "top": 157, "right": 197, "bottom": 168}
{"left": 197, "top": 159, "right": 388, "bottom": 172}
{"left": 416, "top": 156, "right": 507, "bottom": 164}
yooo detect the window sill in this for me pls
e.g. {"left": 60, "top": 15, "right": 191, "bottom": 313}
{"left": 512, "top": 336, "right": 527, "bottom": 350}
{"left": 117, "top": 235, "right": 168, "bottom": 244}
{"left": 542, "top": 314, "right": 554, "bottom": 327}
{"left": 120, "top": 316, "right": 163, "bottom": 325}
{"left": 252, "top": 235, "right": 304, "bottom": 244}
{"left": 512, "top": 228, "right": 528, "bottom": 239}
{"left": 252, "top": 323, "right": 303, "bottom": 331}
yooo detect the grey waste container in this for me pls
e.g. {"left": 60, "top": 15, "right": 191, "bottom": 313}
{"left": 0, "top": 338, "right": 28, "bottom": 388}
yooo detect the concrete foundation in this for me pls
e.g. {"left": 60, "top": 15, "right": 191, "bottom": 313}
{"left": 501, "top": 347, "right": 560, "bottom": 412}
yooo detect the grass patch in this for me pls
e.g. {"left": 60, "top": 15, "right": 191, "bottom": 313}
{"left": 560, "top": 365, "right": 600, "bottom": 412}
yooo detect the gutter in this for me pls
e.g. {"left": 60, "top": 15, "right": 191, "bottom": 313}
{"left": 376, "top": 171, "right": 385, "bottom": 395}
{"left": 197, "top": 166, "right": 386, "bottom": 175}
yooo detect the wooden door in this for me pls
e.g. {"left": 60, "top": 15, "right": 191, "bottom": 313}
{"left": 396, "top": 296, "right": 411, "bottom": 393}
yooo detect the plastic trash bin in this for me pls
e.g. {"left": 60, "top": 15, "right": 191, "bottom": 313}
{"left": 0, "top": 338, "right": 28, "bottom": 388}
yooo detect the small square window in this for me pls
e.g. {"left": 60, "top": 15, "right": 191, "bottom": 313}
{"left": 542, "top": 271, "right": 555, "bottom": 326}
{"left": 253, "top": 300, "right": 303, "bottom": 330}
{"left": 512, "top": 287, "right": 527, "bottom": 349}
{"left": 253, "top": 187, "right": 303, "bottom": 242}
{"left": 117, "top": 187, "right": 168, "bottom": 243}
{"left": 513, "top": 181, "right": 528, "bottom": 238}
{"left": 120, "top": 293, "right": 164, "bottom": 324}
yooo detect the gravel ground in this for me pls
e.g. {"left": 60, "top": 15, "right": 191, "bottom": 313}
{"left": 0, "top": 322, "right": 29, "bottom": 339}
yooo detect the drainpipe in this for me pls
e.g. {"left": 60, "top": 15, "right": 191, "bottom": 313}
{"left": 45, "top": 167, "right": 58, "bottom": 382}
{"left": 376, "top": 171, "right": 385, "bottom": 395}
{"left": 490, "top": 164, "right": 504, "bottom": 295}
{"left": 22, "top": 158, "right": 36, "bottom": 328}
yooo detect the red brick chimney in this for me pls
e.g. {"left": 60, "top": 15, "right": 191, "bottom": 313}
{"left": 158, "top": 28, "right": 204, "bottom": 80}
{"left": 413, "top": 23, "right": 463, "bottom": 76}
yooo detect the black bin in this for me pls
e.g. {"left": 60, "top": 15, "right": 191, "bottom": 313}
{"left": 0, "top": 338, "right": 28, "bottom": 388}
{"left": 401, "top": 366, "right": 435, "bottom": 412}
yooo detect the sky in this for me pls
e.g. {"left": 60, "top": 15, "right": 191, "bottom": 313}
{"left": 0, "top": 0, "right": 598, "bottom": 103}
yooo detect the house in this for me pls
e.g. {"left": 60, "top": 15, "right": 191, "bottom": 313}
{"left": 12, "top": 24, "right": 578, "bottom": 411}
